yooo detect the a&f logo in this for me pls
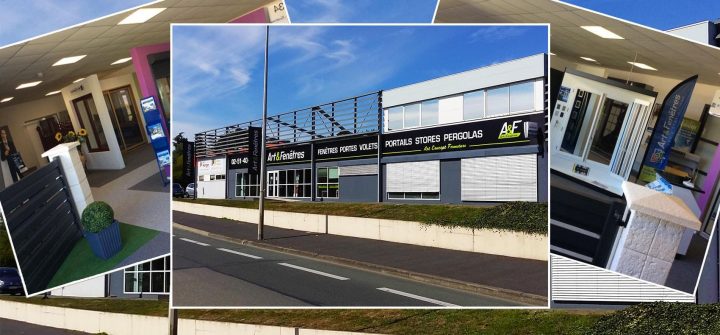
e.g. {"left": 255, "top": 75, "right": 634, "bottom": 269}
{"left": 498, "top": 120, "right": 522, "bottom": 139}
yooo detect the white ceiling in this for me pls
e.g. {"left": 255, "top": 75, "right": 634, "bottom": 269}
{"left": 0, "top": 0, "right": 275, "bottom": 106}
{"left": 435, "top": 0, "right": 720, "bottom": 87}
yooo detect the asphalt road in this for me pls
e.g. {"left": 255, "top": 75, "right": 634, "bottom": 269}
{"left": 0, "top": 318, "right": 90, "bottom": 334}
{"left": 172, "top": 229, "right": 521, "bottom": 307}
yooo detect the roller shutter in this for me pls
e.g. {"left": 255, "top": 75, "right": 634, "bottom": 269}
{"left": 386, "top": 161, "right": 440, "bottom": 193}
{"left": 461, "top": 154, "right": 537, "bottom": 201}
{"left": 339, "top": 164, "right": 378, "bottom": 176}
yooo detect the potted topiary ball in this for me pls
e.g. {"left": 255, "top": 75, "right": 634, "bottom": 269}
{"left": 81, "top": 201, "right": 122, "bottom": 260}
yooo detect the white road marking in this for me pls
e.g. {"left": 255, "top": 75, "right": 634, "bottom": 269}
{"left": 217, "top": 248, "right": 263, "bottom": 259}
{"left": 179, "top": 238, "right": 209, "bottom": 246}
{"left": 278, "top": 263, "right": 350, "bottom": 281}
{"left": 376, "top": 287, "right": 459, "bottom": 307}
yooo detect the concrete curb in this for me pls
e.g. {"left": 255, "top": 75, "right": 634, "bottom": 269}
{"left": 173, "top": 223, "right": 548, "bottom": 306}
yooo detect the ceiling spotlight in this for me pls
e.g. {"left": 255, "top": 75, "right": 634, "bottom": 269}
{"left": 581, "top": 26, "right": 624, "bottom": 39}
{"left": 73, "top": 78, "right": 85, "bottom": 83}
{"left": 52, "top": 55, "right": 86, "bottom": 66}
{"left": 16, "top": 81, "right": 42, "bottom": 89}
{"left": 1, "top": 97, "right": 14, "bottom": 103}
{"left": 628, "top": 61, "right": 657, "bottom": 71}
{"left": 118, "top": 8, "right": 166, "bottom": 25}
{"left": 580, "top": 57, "right": 598, "bottom": 62}
{"left": 46, "top": 90, "right": 62, "bottom": 96}
{"left": 111, "top": 57, "right": 132, "bottom": 65}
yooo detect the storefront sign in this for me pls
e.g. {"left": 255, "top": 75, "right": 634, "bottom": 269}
{"left": 315, "top": 136, "right": 378, "bottom": 162}
{"left": 198, "top": 157, "right": 226, "bottom": 177}
{"left": 248, "top": 126, "right": 261, "bottom": 173}
{"left": 382, "top": 114, "right": 542, "bottom": 156}
{"left": 227, "top": 153, "right": 250, "bottom": 170}
{"left": 267, "top": 143, "right": 311, "bottom": 165}
{"left": 640, "top": 75, "right": 698, "bottom": 182}
{"left": 182, "top": 141, "right": 195, "bottom": 180}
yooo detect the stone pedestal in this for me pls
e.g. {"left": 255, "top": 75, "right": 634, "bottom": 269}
{"left": 609, "top": 182, "right": 701, "bottom": 285}
{"left": 42, "top": 142, "right": 94, "bottom": 216}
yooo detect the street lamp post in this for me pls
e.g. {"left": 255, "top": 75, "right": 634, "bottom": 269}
{"left": 258, "top": 25, "right": 270, "bottom": 241}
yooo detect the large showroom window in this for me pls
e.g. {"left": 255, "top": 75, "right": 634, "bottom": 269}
{"left": 124, "top": 256, "right": 170, "bottom": 294}
{"left": 461, "top": 154, "right": 537, "bottom": 202}
{"left": 235, "top": 172, "right": 260, "bottom": 197}
{"left": 317, "top": 167, "right": 339, "bottom": 198}
{"left": 386, "top": 161, "right": 440, "bottom": 200}
{"left": 387, "top": 106, "right": 403, "bottom": 130}
{"left": 267, "top": 169, "right": 311, "bottom": 198}
{"left": 463, "top": 90, "right": 485, "bottom": 120}
{"left": 486, "top": 86, "right": 510, "bottom": 117}
{"left": 509, "top": 81, "right": 536, "bottom": 113}
{"left": 385, "top": 99, "right": 440, "bottom": 131}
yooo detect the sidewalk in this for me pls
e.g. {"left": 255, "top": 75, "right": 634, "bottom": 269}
{"left": 172, "top": 211, "right": 548, "bottom": 303}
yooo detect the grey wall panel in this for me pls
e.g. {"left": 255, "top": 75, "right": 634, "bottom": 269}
{"left": 697, "top": 230, "right": 719, "bottom": 303}
{"left": 538, "top": 148, "right": 549, "bottom": 202}
{"left": 384, "top": 54, "right": 546, "bottom": 108}
{"left": 441, "top": 160, "right": 461, "bottom": 204}
{"left": 335, "top": 175, "right": 378, "bottom": 203}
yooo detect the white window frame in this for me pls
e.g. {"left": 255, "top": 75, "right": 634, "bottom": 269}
{"left": 235, "top": 172, "right": 260, "bottom": 197}
{"left": 123, "top": 256, "right": 170, "bottom": 295}
{"left": 316, "top": 166, "right": 340, "bottom": 198}
{"left": 268, "top": 168, "right": 312, "bottom": 198}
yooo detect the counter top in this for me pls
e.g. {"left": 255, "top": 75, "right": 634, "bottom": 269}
{"left": 622, "top": 181, "right": 701, "bottom": 231}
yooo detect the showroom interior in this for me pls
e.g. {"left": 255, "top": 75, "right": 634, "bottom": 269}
{"left": 0, "top": 0, "right": 287, "bottom": 298}
{"left": 436, "top": 0, "right": 720, "bottom": 304}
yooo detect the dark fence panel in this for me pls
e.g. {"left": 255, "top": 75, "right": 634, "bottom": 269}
{"left": 0, "top": 158, "right": 82, "bottom": 294}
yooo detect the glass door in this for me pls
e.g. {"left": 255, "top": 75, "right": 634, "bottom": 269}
{"left": 104, "top": 86, "right": 145, "bottom": 151}
{"left": 72, "top": 94, "right": 109, "bottom": 152}
{"left": 267, "top": 171, "right": 279, "bottom": 197}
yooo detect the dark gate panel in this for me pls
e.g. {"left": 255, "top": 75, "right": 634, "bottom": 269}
{"left": 0, "top": 158, "right": 82, "bottom": 294}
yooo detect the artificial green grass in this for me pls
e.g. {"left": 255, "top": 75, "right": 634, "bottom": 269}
{"left": 176, "top": 198, "right": 548, "bottom": 235}
{"left": 47, "top": 223, "right": 160, "bottom": 288}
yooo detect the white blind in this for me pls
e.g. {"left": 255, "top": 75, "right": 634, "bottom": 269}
{"left": 339, "top": 164, "right": 378, "bottom": 176}
{"left": 461, "top": 154, "right": 537, "bottom": 201}
{"left": 552, "top": 254, "right": 695, "bottom": 302}
{"left": 386, "top": 161, "right": 440, "bottom": 193}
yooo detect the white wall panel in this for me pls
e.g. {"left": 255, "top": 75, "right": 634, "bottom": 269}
{"left": 438, "top": 95, "right": 464, "bottom": 125}
{"left": 461, "top": 154, "right": 537, "bottom": 201}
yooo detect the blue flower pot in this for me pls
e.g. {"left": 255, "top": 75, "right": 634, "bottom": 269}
{"left": 84, "top": 220, "right": 122, "bottom": 260}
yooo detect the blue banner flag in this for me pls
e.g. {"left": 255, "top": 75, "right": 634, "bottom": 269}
{"left": 639, "top": 75, "right": 697, "bottom": 181}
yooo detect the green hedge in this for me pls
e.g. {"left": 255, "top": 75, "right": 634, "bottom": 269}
{"left": 177, "top": 199, "right": 547, "bottom": 235}
{"left": 588, "top": 302, "right": 720, "bottom": 335}
{"left": 427, "top": 202, "right": 547, "bottom": 235}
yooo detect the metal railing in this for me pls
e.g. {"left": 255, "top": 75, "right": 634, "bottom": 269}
{"left": 195, "top": 92, "right": 382, "bottom": 158}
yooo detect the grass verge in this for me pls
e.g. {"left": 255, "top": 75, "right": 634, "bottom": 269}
{"left": 178, "top": 309, "right": 602, "bottom": 335}
{"left": 0, "top": 295, "right": 168, "bottom": 317}
{"left": 175, "top": 199, "right": 547, "bottom": 235}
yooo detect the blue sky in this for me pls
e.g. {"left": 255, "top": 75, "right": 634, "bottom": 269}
{"left": 562, "top": 0, "right": 720, "bottom": 30}
{"left": 172, "top": 25, "right": 548, "bottom": 137}
{"left": 286, "top": 0, "right": 438, "bottom": 23}
{"left": 0, "top": 0, "right": 153, "bottom": 46}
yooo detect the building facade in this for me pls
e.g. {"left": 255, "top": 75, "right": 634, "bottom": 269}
{"left": 194, "top": 54, "right": 548, "bottom": 204}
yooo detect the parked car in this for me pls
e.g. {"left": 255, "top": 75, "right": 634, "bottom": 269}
{"left": 185, "top": 183, "right": 195, "bottom": 198}
{"left": 0, "top": 267, "right": 23, "bottom": 295}
{"left": 173, "top": 183, "right": 187, "bottom": 198}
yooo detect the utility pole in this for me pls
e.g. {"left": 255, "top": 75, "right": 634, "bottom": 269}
{"left": 258, "top": 25, "right": 270, "bottom": 240}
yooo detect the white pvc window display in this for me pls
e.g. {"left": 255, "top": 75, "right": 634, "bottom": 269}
{"left": 124, "top": 256, "right": 170, "bottom": 294}
{"left": 235, "top": 172, "right": 260, "bottom": 197}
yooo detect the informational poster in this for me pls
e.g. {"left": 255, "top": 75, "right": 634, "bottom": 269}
{"left": 673, "top": 118, "right": 700, "bottom": 152}
{"left": 141, "top": 96, "right": 171, "bottom": 185}
{"left": 197, "top": 157, "right": 226, "bottom": 177}
{"left": 710, "top": 90, "right": 720, "bottom": 117}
